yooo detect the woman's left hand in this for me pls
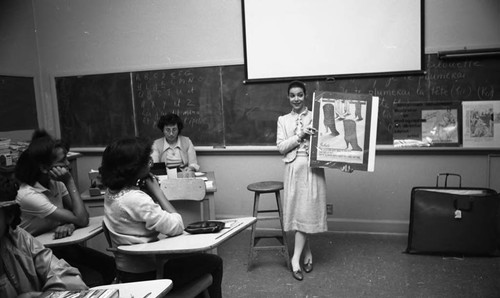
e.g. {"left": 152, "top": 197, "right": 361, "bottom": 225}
{"left": 182, "top": 166, "right": 194, "bottom": 172}
{"left": 340, "top": 164, "right": 354, "bottom": 173}
{"left": 49, "top": 166, "right": 71, "bottom": 183}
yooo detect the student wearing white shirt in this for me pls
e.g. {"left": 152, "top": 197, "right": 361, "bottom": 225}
{"left": 100, "top": 136, "right": 222, "bottom": 298}
{"left": 14, "top": 130, "right": 115, "bottom": 286}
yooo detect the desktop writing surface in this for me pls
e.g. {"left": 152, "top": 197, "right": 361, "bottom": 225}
{"left": 54, "top": 54, "right": 500, "bottom": 147}
{"left": 132, "top": 67, "right": 224, "bottom": 146}
{"left": 56, "top": 73, "right": 135, "bottom": 147}
{"left": 0, "top": 75, "right": 38, "bottom": 132}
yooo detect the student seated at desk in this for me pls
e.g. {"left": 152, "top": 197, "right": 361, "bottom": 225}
{"left": 150, "top": 113, "right": 200, "bottom": 172}
{"left": 99, "top": 137, "right": 222, "bottom": 298}
{"left": 14, "top": 130, "right": 115, "bottom": 286}
{"left": 0, "top": 176, "right": 88, "bottom": 298}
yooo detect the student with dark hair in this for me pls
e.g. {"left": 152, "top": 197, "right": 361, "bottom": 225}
{"left": 15, "top": 130, "right": 88, "bottom": 237}
{"left": 14, "top": 129, "right": 115, "bottom": 286}
{"left": 277, "top": 81, "right": 352, "bottom": 281}
{"left": 150, "top": 113, "right": 200, "bottom": 172}
{"left": 0, "top": 175, "right": 88, "bottom": 298}
{"left": 100, "top": 136, "right": 222, "bottom": 297}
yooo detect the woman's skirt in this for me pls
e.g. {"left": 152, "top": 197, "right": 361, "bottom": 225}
{"left": 282, "top": 154, "right": 327, "bottom": 233}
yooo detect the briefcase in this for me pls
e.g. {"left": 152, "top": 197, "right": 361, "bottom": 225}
{"left": 406, "top": 173, "right": 500, "bottom": 256}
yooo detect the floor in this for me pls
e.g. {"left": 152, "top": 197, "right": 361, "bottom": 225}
{"left": 217, "top": 230, "right": 500, "bottom": 298}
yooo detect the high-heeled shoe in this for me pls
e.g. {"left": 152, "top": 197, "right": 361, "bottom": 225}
{"left": 292, "top": 268, "right": 303, "bottom": 281}
{"left": 303, "top": 260, "right": 313, "bottom": 273}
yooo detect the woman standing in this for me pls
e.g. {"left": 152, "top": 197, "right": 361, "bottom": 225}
{"left": 150, "top": 113, "right": 200, "bottom": 172}
{"left": 277, "top": 81, "right": 351, "bottom": 281}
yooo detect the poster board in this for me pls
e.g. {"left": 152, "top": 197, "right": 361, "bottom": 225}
{"left": 309, "top": 91, "right": 378, "bottom": 172}
{"left": 393, "top": 101, "right": 460, "bottom": 147}
{"left": 462, "top": 101, "right": 499, "bottom": 147}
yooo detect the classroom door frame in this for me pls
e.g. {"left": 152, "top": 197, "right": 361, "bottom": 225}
{"left": 487, "top": 154, "right": 500, "bottom": 192}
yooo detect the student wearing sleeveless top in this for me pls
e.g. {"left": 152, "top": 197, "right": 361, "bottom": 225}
{"left": 277, "top": 81, "right": 352, "bottom": 281}
{"left": 150, "top": 113, "right": 200, "bottom": 172}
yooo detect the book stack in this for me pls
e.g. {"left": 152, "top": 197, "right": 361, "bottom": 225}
{"left": 8, "top": 140, "right": 29, "bottom": 164}
{"left": 0, "top": 138, "right": 11, "bottom": 167}
{"left": 38, "top": 288, "right": 119, "bottom": 298}
{"left": 0, "top": 138, "right": 10, "bottom": 154}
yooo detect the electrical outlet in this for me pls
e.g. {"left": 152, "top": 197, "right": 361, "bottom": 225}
{"left": 326, "top": 204, "right": 333, "bottom": 215}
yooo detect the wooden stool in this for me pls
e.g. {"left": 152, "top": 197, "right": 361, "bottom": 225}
{"left": 247, "top": 181, "right": 290, "bottom": 271}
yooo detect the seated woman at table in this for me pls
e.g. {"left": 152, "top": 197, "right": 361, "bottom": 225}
{"left": 0, "top": 175, "right": 88, "bottom": 298}
{"left": 150, "top": 113, "right": 200, "bottom": 172}
{"left": 99, "top": 136, "right": 222, "bottom": 298}
{"left": 14, "top": 130, "right": 115, "bottom": 286}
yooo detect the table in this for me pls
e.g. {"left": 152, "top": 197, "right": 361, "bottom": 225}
{"left": 200, "top": 171, "right": 217, "bottom": 221}
{"left": 35, "top": 215, "right": 103, "bottom": 248}
{"left": 91, "top": 279, "right": 173, "bottom": 298}
{"left": 81, "top": 171, "right": 218, "bottom": 221}
{"left": 117, "top": 217, "right": 256, "bottom": 278}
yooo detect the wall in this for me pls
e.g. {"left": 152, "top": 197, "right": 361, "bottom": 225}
{"left": 3, "top": 0, "right": 500, "bottom": 234}
{"left": 31, "top": 0, "right": 500, "bottom": 135}
{"left": 0, "top": 0, "right": 39, "bottom": 140}
{"left": 74, "top": 151, "right": 492, "bottom": 234}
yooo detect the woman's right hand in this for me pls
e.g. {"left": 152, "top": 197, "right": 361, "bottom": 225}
{"left": 142, "top": 173, "right": 160, "bottom": 190}
{"left": 299, "top": 126, "right": 317, "bottom": 140}
{"left": 53, "top": 223, "right": 76, "bottom": 239}
{"left": 140, "top": 173, "right": 163, "bottom": 203}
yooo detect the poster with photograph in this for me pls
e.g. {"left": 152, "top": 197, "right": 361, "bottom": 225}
{"left": 309, "top": 91, "right": 378, "bottom": 172}
{"left": 393, "top": 101, "right": 460, "bottom": 147}
{"left": 462, "top": 101, "right": 500, "bottom": 147}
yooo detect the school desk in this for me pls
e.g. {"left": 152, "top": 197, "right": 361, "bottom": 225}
{"left": 35, "top": 215, "right": 103, "bottom": 248}
{"left": 116, "top": 217, "right": 256, "bottom": 278}
{"left": 81, "top": 171, "right": 218, "bottom": 221}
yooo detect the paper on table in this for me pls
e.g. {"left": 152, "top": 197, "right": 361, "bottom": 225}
{"left": 205, "top": 181, "right": 214, "bottom": 189}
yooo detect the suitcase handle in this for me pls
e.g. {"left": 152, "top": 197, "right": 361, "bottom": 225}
{"left": 436, "top": 173, "right": 462, "bottom": 188}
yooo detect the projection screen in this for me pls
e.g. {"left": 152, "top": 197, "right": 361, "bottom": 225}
{"left": 242, "top": 0, "right": 424, "bottom": 82}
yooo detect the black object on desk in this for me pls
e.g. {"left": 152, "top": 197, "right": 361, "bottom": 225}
{"left": 150, "top": 162, "right": 167, "bottom": 175}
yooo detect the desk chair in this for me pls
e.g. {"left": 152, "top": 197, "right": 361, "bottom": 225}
{"left": 102, "top": 222, "right": 212, "bottom": 298}
{"left": 160, "top": 178, "right": 207, "bottom": 221}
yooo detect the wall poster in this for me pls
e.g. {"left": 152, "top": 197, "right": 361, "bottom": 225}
{"left": 462, "top": 100, "right": 500, "bottom": 148}
{"left": 309, "top": 91, "right": 378, "bottom": 172}
{"left": 393, "top": 101, "right": 460, "bottom": 147}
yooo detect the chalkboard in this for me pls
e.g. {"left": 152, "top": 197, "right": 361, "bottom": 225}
{"left": 56, "top": 54, "right": 500, "bottom": 147}
{"left": 427, "top": 54, "right": 500, "bottom": 102}
{"left": 222, "top": 65, "right": 291, "bottom": 145}
{"left": 56, "top": 73, "right": 135, "bottom": 147}
{"left": 132, "top": 67, "right": 224, "bottom": 146}
{"left": 0, "top": 75, "right": 38, "bottom": 131}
